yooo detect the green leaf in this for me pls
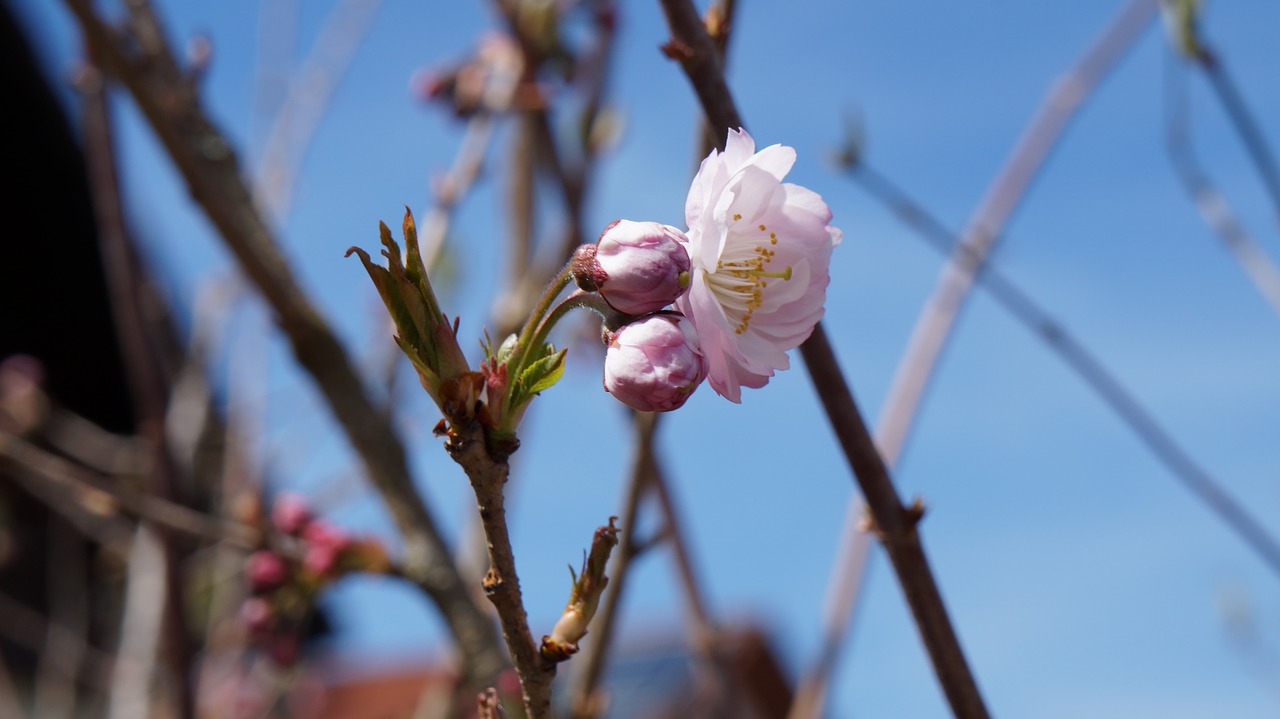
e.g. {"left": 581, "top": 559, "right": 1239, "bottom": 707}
{"left": 346, "top": 246, "right": 422, "bottom": 348}
{"left": 519, "top": 347, "right": 567, "bottom": 396}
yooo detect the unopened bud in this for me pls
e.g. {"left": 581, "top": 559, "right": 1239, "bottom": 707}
{"left": 603, "top": 313, "right": 707, "bottom": 412}
{"left": 246, "top": 550, "right": 289, "bottom": 592}
{"left": 240, "top": 596, "right": 275, "bottom": 636}
{"left": 572, "top": 220, "right": 692, "bottom": 316}
{"left": 541, "top": 518, "right": 620, "bottom": 663}
{"left": 302, "top": 520, "right": 352, "bottom": 578}
{"left": 271, "top": 493, "right": 312, "bottom": 536}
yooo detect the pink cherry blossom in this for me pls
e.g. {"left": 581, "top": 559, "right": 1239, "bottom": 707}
{"left": 675, "top": 128, "right": 842, "bottom": 402}
{"left": 603, "top": 313, "right": 707, "bottom": 412}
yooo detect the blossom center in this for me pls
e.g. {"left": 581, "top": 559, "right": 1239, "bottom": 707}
{"left": 708, "top": 222, "right": 791, "bottom": 335}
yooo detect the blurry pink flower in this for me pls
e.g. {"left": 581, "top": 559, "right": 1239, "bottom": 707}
{"left": 603, "top": 313, "right": 707, "bottom": 412}
{"left": 271, "top": 493, "right": 312, "bottom": 536}
{"left": 572, "top": 220, "right": 692, "bottom": 316}
{"left": 240, "top": 597, "right": 275, "bottom": 636}
{"left": 302, "top": 520, "right": 351, "bottom": 578}
{"left": 245, "top": 550, "right": 289, "bottom": 592}
{"left": 675, "top": 128, "right": 842, "bottom": 402}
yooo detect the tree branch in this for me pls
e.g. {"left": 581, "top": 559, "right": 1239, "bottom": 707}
{"left": 60, "top": 0, "right": 506, "bottom": 688}
{"left": 444, "top": 422, "right": 553, "bottom": 719}
{"left": 656, "top": 1, "right": 990, "bottom": 716}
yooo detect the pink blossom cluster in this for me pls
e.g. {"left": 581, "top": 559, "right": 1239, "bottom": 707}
{"left": 239, "top": 493, "right": 385, "bottom": 666}
{"left": 580, "top": 129, "right": 842, "bottom": 411}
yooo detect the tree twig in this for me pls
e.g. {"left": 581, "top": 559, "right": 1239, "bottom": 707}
{"left": 1193, "top": 46, "right": 1280, "bottom": 230}
{"left": 569, "top": 411, "right": 657, "bottom": 719}
{"left": 60, "top": 0, "right": 507, "bottom": 688}
{"left": 789, "top": 4, "right": 1160, "bottom": 716}
{"left": 874, "top": 0, "right": 1160, "bottom": 465}
{"left": 1164, "top": 55, "right": 1280, "bottom": 316}
{"left": 657, "top": 1, "right": 991, "bottom": 715}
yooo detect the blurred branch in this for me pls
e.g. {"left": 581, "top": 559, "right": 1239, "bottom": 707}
{"left": 874, "top": 0, "right": 1160, "bottom": 466}
{"left": 0, "top": 654, "right": 27, "bottom": 719}
{"left": 657, "top": 1, "right": 991, "bottom": 716}
{"left": 421, "top": 115, "right": 496, "bottom": 273}
{"left": 60, "top": 0, "right": 506, "bottom": 687}
{"left": 256, "top": 0, "right": 384, "bottom": 219}
{"left": 569, "top": 411, "right": 657, "bottom": 719}
{"left": 79, "top": 38, "right": 194, "bottom": 717}
{"left": 0, "top": 428, "right": 257, "bottom": 548}
{"left": 854, "top": 156, "right": 1280, "bottom": 565}
{"left": 1163, "top": 0, "right": 1280, "bottom": 230}
{"left": 34, "top": 519, "right": 87, "bottom": 719}
{"left": 0, "top": 591, "right": 113, "bottom": 694}
{"left": 106, "top": 525, "right": 167, "bottom": 719}
{"left": 789, "top": 4, "right": 1160, "bottom": 716}
{"left": 489, "top": 0, "right": 614, "bottom": 337}
{"left": 1164, "top": 57, "right": 1280, "bottom": 316}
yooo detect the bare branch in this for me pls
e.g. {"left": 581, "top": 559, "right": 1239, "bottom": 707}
{"left": 1165, "top": 58, "right": 1280, "bottom": 316}
{"left": 60, "top": 0, "right": 505, "bottom": 686}
{"left": 657, "top": 2, "right": 992, "bottom": 716}
{"left": 443, "top": 421, "right": 553, "bottom": 718}
{"left": 569, "top": 411, "right": 657, "bottom": 719}
{"left": 875, "top": 0, "right": 1160, "bottom": 464}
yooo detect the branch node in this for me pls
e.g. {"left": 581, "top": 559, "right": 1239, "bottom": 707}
{"left": 482, "top": 567, "right": 503, "bottom": 596}
{"left": 660, "top": 38, "right": 693, "bottom": 62}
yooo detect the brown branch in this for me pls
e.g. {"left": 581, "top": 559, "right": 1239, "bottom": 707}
{"left": 792, "top": 4, "right": 1161, "bottom": 716}
{"left": 0, "top": 429, "right": 259, "bottom": 548}
{"left": 79, "top": 42, "right": 195, "bottom": 718}
{"left": 444, "top": 422, "right": 552, "bottom": 719}
{"left": 657, "top": 1, "right": 990, "bottom": 716}
{"left": 60, "top": 0, "right": 506, "bottom": 687}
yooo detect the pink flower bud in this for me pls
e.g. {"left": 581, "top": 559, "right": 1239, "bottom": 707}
{"left": 302, "top": 520, "right": 351, "bottom": 578}
{"left": 245, "top": 550, "right": 289, "bottom": 592}
{"left": 240, "top": 597, "right": 275, "bottom": 636}
{"left": 603, "top": 313, "right": 707, "bottom": 412}
{"left": 271, "top": 493, "right": 312, "bottom": 536}
{"left": 573, "top": 220, "right": 692, "bottom": 316}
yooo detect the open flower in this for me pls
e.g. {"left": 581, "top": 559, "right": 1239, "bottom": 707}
{"left": 675, "top": 128, "right": 842, "bottom": 402}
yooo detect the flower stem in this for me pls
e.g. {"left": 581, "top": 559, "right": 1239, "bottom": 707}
{"left": 528, "top": 291, "right": 611, "bottom": 354}
{"left": 511, "top": 264, "right": 574, "bottom": 369}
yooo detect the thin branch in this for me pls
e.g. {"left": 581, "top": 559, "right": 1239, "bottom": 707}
{"left": 34, "top": 519, "right": 87, "bottom": 719}
{"left": 60, "top": 0, "right": 506, "bottom": 687}
{"left": 1165, "top": 56, "right": 1280, "bottom": 316}
{"left": 875, "top": 0, "right": 1160, "bottom": 465}
{"left": 788, "top": 5, "right": 1160, "bottom": 716}
{"left": 569, "top": 411, "right": 657, "bottom": 719}
{"left": 106, "top": 525, "right": 167, "bottom": 719}
{"left": 1196, "top": 50, "right": 1280, "bottom": 230}
{"left": 80, "top": 41, "right": 195, "bottom": 718}
{"left": 0, "top": 591, "right": 114, "bottom": 693}
{"left": 255, "top": 0, "right": 384, "bottom": 219}
{"left": 657, "top": 1, "right": 991, "bottom": 716}
{"left": 0, "top": 429, "right": 258, "bottom": 548}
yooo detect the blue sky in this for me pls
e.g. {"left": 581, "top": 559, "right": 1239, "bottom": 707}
{"left": 14, "top": 0, "right": 1280, "bottom": 716}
